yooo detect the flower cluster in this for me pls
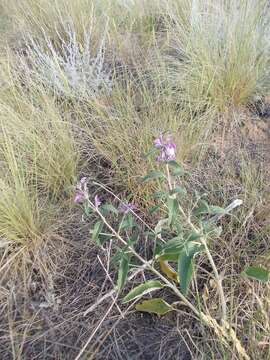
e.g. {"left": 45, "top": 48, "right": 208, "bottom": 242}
{"left": 94, "top": 195, "right": 101, "bottom": 208}
{"left": 154, "top": 134, "right": 176, "bottom": 162}
{"left": 74, "top": 177, "right": 88, "bottom": 204}
{"left": 74, "top": 177, "right": 102, "bottom": 210}
{"left": 119, "top": 202, "right": 136, "bottom": 214}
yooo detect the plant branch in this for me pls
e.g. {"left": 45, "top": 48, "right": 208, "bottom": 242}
{"left": 89, "top": 199, "right": 200, "bottom": 317}
{"left": 166, "top": 163, "right": 229, "bottom": 323}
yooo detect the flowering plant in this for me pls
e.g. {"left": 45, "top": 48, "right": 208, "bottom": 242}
{"left": 74, "top": 134, "right": 249, "bottom": 359}
{"left": 153, "top": 134, "right": 177, "bottom": 161}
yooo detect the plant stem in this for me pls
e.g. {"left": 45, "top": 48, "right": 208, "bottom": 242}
{"left": 90, "top": 200, "right": 200, "bottom": 317}
{"left": 178, "top": 201, "right": 227, "bottom": 322}
{"left": 166, "top": 163, "right": 173, "bottom": 191}
{"left": 86, "top": 199, "right": 249, "bottom": 359}
{"left": 166, "top": 163, "right": 227, "bottom": 323}
{"left": 200, "top": 237, "right": 227, "bottom": 323}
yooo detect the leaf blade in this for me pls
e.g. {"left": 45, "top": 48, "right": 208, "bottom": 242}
{"left": 167, "top": 160, "right": 185, "bottom": 176}
{"left": 135, "top": 298, "right": 172, "bottom": 315}
{"left": 178, "top": 250, "right": 194, "bottom": 295}
{"left": 159, "top": 259, "right": 179, "bottom": 282}
{"left": 141, "top": 170, "right": 165, "bottom": 183}
{"left": 122, "top": 280, "right": 164, "bottom": 303}
{"left": 101, "top": 204, "right": 119, "bottom": 215}
{"left": 117, "top": 255, "right": 129, "bottom": 292}
{"left": 244, "top": 266, "right": 269, "bottom": 283}
{"left": 167, "top": 197, "right": 178, "bottom": 226}
{"left": 91, "top": 221, "right": 104, "bottom": 244}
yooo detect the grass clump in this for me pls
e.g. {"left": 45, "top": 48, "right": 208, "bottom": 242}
{"left": 81, "top": 81, "right": 213, "bottom": 203}
{"left": 0, "top": 92, "right": 80, "bottom": 199}
{"left": 0, "top": 144, "right": 45, "bottom": 246}
{"left": 166, "top": 0, "right": 270, "bottom": 112}
{"left": 3, "top": 0, "right": 106, "bottom": 41}
{"left": 0, "top": 127, "right": 57, "bottom": 282}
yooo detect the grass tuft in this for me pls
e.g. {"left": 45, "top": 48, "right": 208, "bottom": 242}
{"left": 165, "top": 0, "right": 270, "bottom": 112}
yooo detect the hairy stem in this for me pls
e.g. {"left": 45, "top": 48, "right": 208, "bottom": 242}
{"left": 166, "top": 163, "right": 173, "bottom": 191}
{"left": 85, "top": 197, "right": 248, "bottom": 359}
{"left": 166, "top": 163, "right": 227, "bottom": 323}
{"left": 89, "top": 199, "right": 200, "bottom": 316}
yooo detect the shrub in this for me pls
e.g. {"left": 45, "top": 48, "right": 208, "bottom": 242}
{"left": 18, "top": 24, "right": 112, "bottom": 100}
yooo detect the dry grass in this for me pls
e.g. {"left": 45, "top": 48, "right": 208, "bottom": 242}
{"left": 0, "top": 0, "right": 269, "bottom": 359}
{"left": 78, "top": 74, "right": 215, "bottom": 205}
{"left": 3, "top": 0, "right": 105, "bottom": 41}
{"left": 164, "top": 0, "right": 270, "bottom": 113}
{"left": 0, "top": 54, "right": 81, "bottom": 199}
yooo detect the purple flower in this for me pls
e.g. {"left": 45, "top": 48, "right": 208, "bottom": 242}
{"left": 119, "top": 203, "right": 136, "bottom": 214}
{"left": 154, "top": 134, "right": 176, "bottom": 162}
{"left": 94, "top": 195, "right": 101, "bottom": 208}
{"left": 74, "top": 190, "right": 85, "bottom": 204}
{"left": 80, "top": 177, "right": 88, "bottom": 185}
{"left": 153, "top": 135, "right": 164, "bottom": 148}
{"left": 74, "top": 177, "right": 89, "bottom": 204}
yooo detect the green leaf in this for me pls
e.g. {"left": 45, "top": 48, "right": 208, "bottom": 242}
{"left": 178, "top": 250, "right": 194, "bottom": 295}
{"left": 153, "top": 241, "right": 163, "bottom": 257}
{"left": 153, "top": 191, "right": 168, "bottom": 200}
{"left": 244, "top": 266, "right": 269, "bottom": 283}
{"left": 111, "top": 248, "right": 122, "bottom": 265}
{"left": 135, "top": 298, "right": 172, "bottom": 315}
{"left": 194, "top": 200, "right": 227, "bottom": 216}
{"left": 170, "top": 186, "right": 187, "bottom": 196}
{"left": 167, "top": 160, "right": 180, "bottom": 168}
{"left": 202, "top": 222, "right": 223, "bottom": 237}
{"left": 97, "top": 233, "right": 112, "bottom": 245}
{"left": 167, "top": 197, "right": 178, "bottom": 226}
{"left": 119, "top": 214, "right": 137, "bottom": 230}
{"left": 173, "top": 168, "right": 185, "bottom": 177}
{"left": 177, "top": 242, "right": 205, "bottom": 295}
{"left": 158, "top": 253, "right": 179, "bottom": 262}
{"left": 122, "top": 280, "right": 164, "bottom": 303}
{"left": 141, "top": 170, "right": 165, "bottom": 183}
{"left": 167, "top": 160, "right": 185, "bottom": 176}
{"left": 117, "top": 255, "right": 129, "bottom": 291}
{"left": 128, "top": 232, "right": 140, "bottom": 246}
{"left": 149, "top": 205, "right": 161, "bottom": 214}
{"left": 186, "top": 242, "right": 205, "bottom": 257}
{"left": 83, "top": 203, "right": 92, "bottom": 216}
{"left": 154, "top": 218, "right": 168, "bottom": 235}
{"left": 91, "top": 221, "right": 104, "bottom": 244}
{"left": 174, "top": 222, "right": 182, "bottom": 234}
{"left": 208, "top": 206, "right": 227, "bottom": 215}
{"left": 101, "top": 204, "right": 119, "bottom": 215}
{"left": 186, "top": 232, "right": 201, "bottom": 243}
{"left": 193, "top": 200, "right": 209, "bottom": 215}
{"left": 160, "top": 236, "right": 184, "bottom": 255}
